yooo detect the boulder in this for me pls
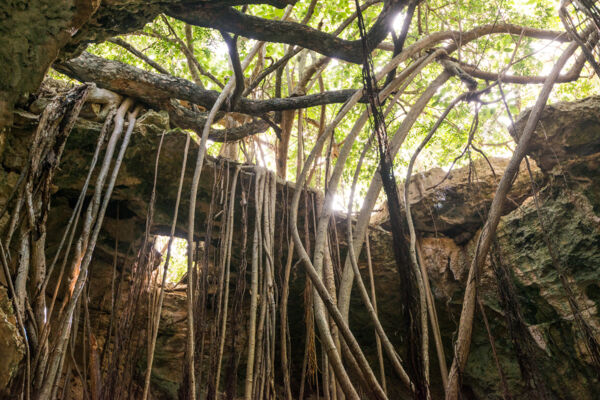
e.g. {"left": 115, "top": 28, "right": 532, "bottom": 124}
{"left": 491, "top": 185, "right": 600, "bottom": 399}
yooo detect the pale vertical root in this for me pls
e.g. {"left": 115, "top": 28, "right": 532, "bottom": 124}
{"left": 365, "top": 233, "right": 386, "bottom": 394}
{"left": 355, "top": 0, "right": 431, "bottom": 391}
{"left": 205, "top": 162, "right": 229, "bottom": 397}
{"left": 28, "top": 97, "right": 110, "bottom": 396}
{"left": 291, "top": 136, "right": 362, "bottom": 398}
{"left": 35, "top": 97, "right": 131, "bottom": 396}
{"left": 38, "top": 100, "right": 139, "bottom": 399}
{"left": 15, "top": 234, "right": 30, "bottom": 321}
{"left": 290, "top": 102, "right": 385, "bottom": 400}
{"left": 477, "top": 295, "right": 512, "bottom": 400}
{"left": 185, "top": 64, "right": 230, "bottom": 400}
{"left": 245, "top": 168, "right": 265, "bottom": 400}
{"left": 286, "top": 47, "right": 445, "bottom": 400}
{"left": 0, "top": 236, "right": 31, "bottom": 400}
{"left": 304, "top": 55, "right": 448, "bottom": 397}
{"left": 42, "top": 107, "right": 116, "bottom": 336}
{"left": 253, "top": 174, "right": 265, "bottom": 398}
{"left": 194, "top": 169, "right": 220, "bottom": 394}
{"left": 186, "top": 31, "right": 270, "bottom": 399}
{"left": 322, "top": 351, "right": 330, "bottom": 400}
{"left": 5, "top": 183, "right": 25, "bottom": 248}
{"left": 215, "top": 166, "right": 241, "bottom": 390}
{"left": 26, "top": 93, "right": 107, "bottom": 392}
{"left": 345, "top": 129, "right": 413, "bottom": 392}
{"left": 306, "top": 52, "right": 441, "bottom": 396}
{"left": 9, "top": 85, "right": 94, "bottom": 379}
{"left": 312, "top": 286, "right": 360, "bottom": 399}
{"left": 280, "top": 238, "right": 295, "bottom": 400}
{"left": 444, "top": 41, "right": 579, "bottom": 400}
{"left": 416, "top": 240, "right": 448, "bottom": 389}
{"left": 321, "top": 236, "right": 340, "bottom": 400}
{"left": 266, "top": 170, "right": 278, "bottom": 395}
{"left": 142, "top": 131, "right": 191, "bottom": 400}
{"left": 253, "top": 170, "right": 269, "bottom": 399}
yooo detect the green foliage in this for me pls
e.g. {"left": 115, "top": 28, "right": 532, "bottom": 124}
{"left": 79, "top": 0, "right": 598, "bottom": 209}
{"left": 154, "top": 236, "right": 189, "bottom": 284}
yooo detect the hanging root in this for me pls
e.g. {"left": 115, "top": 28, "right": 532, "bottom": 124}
{"left": 47, "top": 99, "right": 140, "bottom": 400}
{"left": 4, "top": 83, "right": 93, "bottom": 399}
{"left": 490, "top": 245, "right": 551, "bottom": 399}
{"left": 354, "top": 0, "right": 429, "bottom": 396}
{"left": 142, "top": 130, "right": 189, "bottom": 400}
{"left": 346, "top": 129, "right": 413, "bottom": 392}
{"left": 0, "top": 86, "right": 151, "bottom": 400}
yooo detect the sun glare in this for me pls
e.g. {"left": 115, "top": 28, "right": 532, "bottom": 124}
{"left": 393, "top": 12, "right": 406, "bottom": 33}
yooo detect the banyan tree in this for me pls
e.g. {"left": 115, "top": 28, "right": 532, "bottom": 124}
{"left": 0, "top": 0, "right": 599, "bottom": 399}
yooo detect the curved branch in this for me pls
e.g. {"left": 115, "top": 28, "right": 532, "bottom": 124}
{"left": 378, "top": 22, "right": 570, "bottom": 52}
{"left": 168, "top": 1, "right": 407, "bottom": 64}
{"left": 187, "top": 0, "right": 298, "bottom": 8}
{"left": 159, "top": 15, "right": 224, "bottom": 88}
{"left": 220, "top": 31, "right": 245, "bottom": 109}
{"left": 15, "top": 104, "right": 270, "bottom": 143}
{"left": 243, "top": 0, "right": 382, "bottom": 94}
{"left": 167, "top": 102, "right": 270, "bottom": 141}
{"left": 107, "top": 38, "right": 170, "bottom": 75}
{"left": 458, "top": 52, "right": 587, "bottom": 84}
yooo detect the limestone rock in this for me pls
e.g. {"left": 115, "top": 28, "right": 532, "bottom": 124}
{"left": 418, "top": 236, "right": 467, "bottom": 300}
{"left": 372, "top": 157, "right": 540, "bottom": 242}
{"left": 493, "top": 185, "right": 600, "bottom": 399}
{"left": 0, "top": 287, "right": 24, "bottom": 395}
{"left": 513, "top": 95, "right": 600, "bottom": 173}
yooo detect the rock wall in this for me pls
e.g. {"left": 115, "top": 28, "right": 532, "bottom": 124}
{"left": 0, "top": 287, "right": 24, "bottom": 397}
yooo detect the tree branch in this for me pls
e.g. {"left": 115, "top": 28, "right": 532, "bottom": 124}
{"left": 168, "top": 0, "right": 407, "bottom": 64}
{"left": 107, "top": 38, "right": 170, "bottom": 75}
{"left": 458, "top": 53, "right": 587, "bottom": 84}
{"left": 159, "top": 15, "right": 224, "bottom": 88}
{"left": 220, "top": 31, "right": 245, "bottom": 110}
{"left": 54, "top": 52, "right": 362, "bottom": 115}
{"left": 377, "top": 22, "right": 570, "bottom": 52}
{"left": 183, "top": 24, "right": 205, "bottom": 87}
{"left": 166, "top": 101, "right": 270, "bottom": 141}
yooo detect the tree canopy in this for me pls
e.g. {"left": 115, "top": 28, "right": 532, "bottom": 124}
{"left": 49, "top": 0, "right": 598, "bottom": 202}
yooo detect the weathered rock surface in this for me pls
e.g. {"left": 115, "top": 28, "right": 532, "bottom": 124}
{"left": 0, "top": 287, "right": 24, "bottom": 395}
{"left": 368, "top": 96, "right": 600, "bottom": 398}
{"left": 371, "top": 157, "right": 541, "bottom": 243}
{"left": 492, "top": 184, "right": 600, "bottom": 399}
{"left": 513, "top": 95, "right": 600, "bottom": 174}
{"left": 0, "top": 0, "right": 185, "bottom": 128}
